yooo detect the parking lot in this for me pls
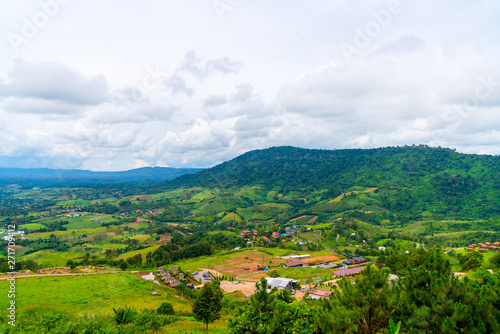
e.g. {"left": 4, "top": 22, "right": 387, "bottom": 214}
{"left": 192, "top": 270, "right": 212, "bottom": 284}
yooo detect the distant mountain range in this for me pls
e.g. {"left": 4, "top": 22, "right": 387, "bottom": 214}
{"left": 0, "top": 166, "right": 203, "bottom": 186}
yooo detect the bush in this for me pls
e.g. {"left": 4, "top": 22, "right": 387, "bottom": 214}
{"left": 113, "top": 307, "right": 135, "bottom": 324}
{"left": 157, "top": 302, "right": 175, "bottom": 315}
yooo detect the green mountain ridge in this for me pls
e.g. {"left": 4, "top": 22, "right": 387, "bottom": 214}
{"left": 165, "top": 145, "right": 499, "bottom": 220}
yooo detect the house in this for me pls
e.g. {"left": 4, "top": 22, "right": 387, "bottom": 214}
{"left": 332, "top": 266, "right": 366, "bottom": 278}
{"left": 285, "top": 227, "right": 293, "bottom": 234}
{"left": 253, "top": 230, "right": 259, "bottom": 236}
{"left": 350, "top": 257, "right": 367, "bottom": 264}
{"left": 289, "top": 254, "right": 310, "bottom": 260}
{"left": 179, "top": 273, "right": 184, "bottom": 280}
{"left": 283, "top": 258, "right": 307, "bottom": 268}
{"left": 317, "top": 262, "right": 339, "bottom": 269}
{"left": 494, "top": 242, "right": 500, "bottom": 246}
{"left": 378, "top": 246, "right": 386, "bottom": 251}
{"left": 272, "top": 232, "right": 280, "bottom": 239}
{"left": 262, "top": 236, "right": 271, "bottom": 244}
{"left": 171, "top": 266, "right": 179, "bottom": 275}
{"left": 308, "top": 289, "right": 333, "bottom": 299}
{"left": 265, "top": 277, "right": 296, "bottom": 290}
{"left": 240, "top": 230, "right": 252, "bottom": 238}
{"left": 170, "top": 279, "right": 181, "bottom": 287}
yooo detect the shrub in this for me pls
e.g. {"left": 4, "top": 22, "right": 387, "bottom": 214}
{"left": 157, "top": 302, "right": 175, "bottom": 315}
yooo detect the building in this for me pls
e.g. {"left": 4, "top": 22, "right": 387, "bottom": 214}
{"left": 317, "top": 262, "right": 340, "bottom": 269}
{"left": 308, "top": 289, "right": 333, "bottom": 299}
{"left": 332, "top": 266, "right": 366, "bottom": 278}
{"left": 378, "top": 246, "right": 386, "bottom": 251}
{"left": 289, "top": 254, "right": 310, "bottom": 260}
{"left": 265, "top": 277, "right": 297, "bottom": 290}
{"left": 283, "top": 258, "right": 307, "bottom": 268}
{"left": 272, "top": 232, "right": 280, "bottom": 239}
{"left": 240, "top": 230, "right": 252, "bottom": 238}
{"left": 262, "top": 236, "right": 271, "bottom": 244}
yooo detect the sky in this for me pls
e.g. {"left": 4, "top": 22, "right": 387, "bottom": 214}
{"left": 1, "top": 0, "right": 500, "bottom": 171}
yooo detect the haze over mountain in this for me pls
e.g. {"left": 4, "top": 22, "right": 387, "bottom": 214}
{"left": 0, "top": 166, "right": 203, "bottom": 187}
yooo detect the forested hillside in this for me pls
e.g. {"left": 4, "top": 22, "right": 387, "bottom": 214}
{"left": 168, "top": 145, "right": 499, "bottom": 219}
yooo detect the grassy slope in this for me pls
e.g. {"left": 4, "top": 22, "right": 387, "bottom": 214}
{"left": 0, "top": 273, "right": 191, "bottom": 316}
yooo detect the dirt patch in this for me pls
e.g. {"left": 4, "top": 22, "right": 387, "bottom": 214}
{"left": 305, "top": 255, "right": 340, "bottom": 264}
{"left": 220, "top": 280, "right": 256, "bottom": 298}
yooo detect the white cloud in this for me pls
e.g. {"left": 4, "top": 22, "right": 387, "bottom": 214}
{"left": 0, "top": 1, "right": 499, "bottom": 170}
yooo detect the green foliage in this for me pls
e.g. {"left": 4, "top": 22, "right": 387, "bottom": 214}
{"left": 113, "top": 306, "right": 134, "bottom": 324}
{"left": 388, "top": 318, "right": 401, "bottom": 334}
{"left": 192, "top": 281, "right": 223, "bottom": 331}
{"left": 228, "top": 278, "right": 320, "bottom": 333}
{"left": 459, "top": 251, "right": 483, "bottom": 271}
{"left": 119, "top": 261, "right": 129, "bottom": 271}
{"left": 269, "top": 270, "right": 280, "bottom": 278}
{"left": 320, "top": 264, "right": 397, "bottom": 334}
{"left": 490, "top": 252, "right": 500, "bottom": 268}
{"left": 157, "top": 301, "right": 175, "bottom": 315}
{"left": 396, "top": 250, "right": 499, "bottom": 333}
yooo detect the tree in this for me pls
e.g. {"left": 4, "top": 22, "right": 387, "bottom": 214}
{"left": 119, "top": 261, "right": 128, "bottom": 271}
{"left": 320, "top": 264, "right": 397, "bottom": 334}
{"left": 66, "top": 259, "right": 76, "bottom": 270}
{"left": 396, "top": 250, "right": 499, "bottom": 333}
{"left": 228, "top": 278, "right": 320, "bottom": 333}
{"left": 192, "top": 281, "right": 223, "bottom": 331}
{"left": 459, "top": 251, "right": 483, "bottom": 271}
{"left": 156, "top": 302, "right": 175, "bottom": 315}
{"left": 269, "top": 270, "right": 280, "bottom": 278}
{"left": 490, "top": 252, "right": 500, "bottom": 268}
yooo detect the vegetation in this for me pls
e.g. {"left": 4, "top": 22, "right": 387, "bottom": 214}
{"left": 1, "top": 145, "right": 499, "bottom": 333}
{"left": 193, "top": 281, "right": 224, "bottom": 331}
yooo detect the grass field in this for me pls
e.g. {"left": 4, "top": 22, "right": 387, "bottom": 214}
{"left": 21, "top": 249, "right": 84, "bottom": 266}
{"left": 28, "top": 227, "right": 109, "bottom": 238}
{"left": 21, "top": 223, "right": 46, "bottom": 231}
{"left": 0, "top": 273, "right": 190, "bottom": 316}
{"left": 117, "top": 245, "right": 162, "bottom": 260}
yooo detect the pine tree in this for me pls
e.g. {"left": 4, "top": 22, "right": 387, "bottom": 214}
{"left": 192, "top": 281, "right": 223, "bottom": 331}
{"left": 319, "top": 264, "right": 398, "bottom": 334}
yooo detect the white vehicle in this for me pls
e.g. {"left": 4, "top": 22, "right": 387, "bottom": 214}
{"left": 233, "top": 281, "right": 239, "bottom": 284}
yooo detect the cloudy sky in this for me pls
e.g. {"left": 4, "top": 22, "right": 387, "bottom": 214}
{"left": 1, "top": 0, "right": 499, "bottom": 171}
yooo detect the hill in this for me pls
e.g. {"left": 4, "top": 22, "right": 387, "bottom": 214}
{"left": 166, "top": 145, "right": 499, "bottom": 219}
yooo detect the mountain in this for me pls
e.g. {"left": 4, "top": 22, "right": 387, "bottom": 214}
{"left": 0, "top": 166, "right": 203, "bottom": 187}
{"left": 167, "top": 145, "right": 499, "bottom": 219}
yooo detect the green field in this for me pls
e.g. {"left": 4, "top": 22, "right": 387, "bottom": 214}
{"left": 21, "top": 223, "right": 46, "bottom": 231}
{"left": 0, "top": 273, "right": 190, "bottom": 316}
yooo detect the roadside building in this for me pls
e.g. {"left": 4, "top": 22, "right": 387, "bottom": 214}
{"left": 317, "top": 262, "right": 339, "bottom": 269}
{"left": 332, "top": 266, "right": 366, "bottom": 278}
{"left": 308, "top": 289, "right": 332, "bottom": 299}
{"left": 283, "top": 258, "right": 307, "bottom": 268}
{"left": 265, "top": 277, "right": 297, "bottom": 290}
{"left": 240, "top": 230, "right": 252, "bottom": 238}
{"left": 289, "top": 254, "right": 311, "bottom": 260}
